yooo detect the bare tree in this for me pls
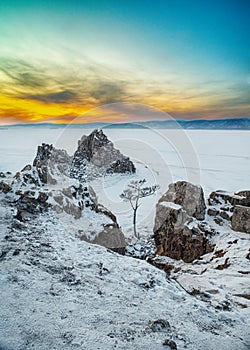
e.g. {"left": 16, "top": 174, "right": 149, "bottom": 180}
{"left": 120, "top": 179, "right": 159, "bottom": 240}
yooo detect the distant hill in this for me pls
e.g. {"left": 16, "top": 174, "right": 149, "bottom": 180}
{"left": 1, "top": 118, "right": 250, "bottom": 130}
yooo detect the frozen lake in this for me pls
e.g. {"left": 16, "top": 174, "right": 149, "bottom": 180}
{"left": 0, "top": 126, "right": 249, "bottom": 194}
{"left": 0, "top": 126, "right": 249, "bottom": 237}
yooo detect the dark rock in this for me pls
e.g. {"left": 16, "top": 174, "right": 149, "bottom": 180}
{"left": 215, "top": 258, "right": 230, "bottom": 270}
{"left": 235, "top": 190, "right": 250, "bottom": 206}
{"left": 21, "top": 164, "right": 32, "bottom": 172}
{"left": 207, "top": 208, "right": 219, "bottom": 216}
{"left": 79, "top": 225, "right": 125, "bottom": 252}
{"left": 15, "top": 209, "right": 24, "bottom": 222}
{"left": 231, "top": 205, "right": 250, "bottom": 233}
{"left": 17, "top": 190, "right": 49, "bottom": 214}
{"left": 154, "top": 199, "right": 212, "bottom": 263}
{"left": 219, "top": 211, "right": 230, "bottom": 221}
{"left": 214, "top": 217, "right": 223, "bottom": 225}
{"left": 158, "top": 181, "right": 206, "bottom": 220}
{"left": 162, "top": 339, "right": 177, "bottom": 349}
{"left": 13, "top": 249, "right": 21, "bottom": 256}
{"left": 148, "top": 319, "right": 170, "bottom": 332}
{"left": 70, "top": 129, "right": 135, "bottom": 181}
{"left": 33, "top": 143, "right": 71, "bottom": 184}
{"left": 0, "top": 181, "right": 11, "bottom": 193}
{"left": 106, "top": 158, "right": 135, "bottom": 174}
{"left": 209, "top": 190, "right": 250, "bottom": 207}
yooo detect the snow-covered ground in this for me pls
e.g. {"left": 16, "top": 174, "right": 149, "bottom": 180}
{"left": 0, "top": 126, "right": 250, "bottom": 349}
{"left": 0, "top": 196, "right": 249, "bottom": 350}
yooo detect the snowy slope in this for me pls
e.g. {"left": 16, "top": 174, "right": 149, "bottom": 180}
{"left": 0, "top": 194, "right": 249, "bottom": 350}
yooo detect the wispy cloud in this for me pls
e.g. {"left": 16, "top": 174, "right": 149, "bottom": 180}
{"left": 0, "top": 55, "right": 249, "bottom": 124}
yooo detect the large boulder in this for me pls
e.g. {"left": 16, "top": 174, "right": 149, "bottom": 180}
{"left": 79, "top": 223, "right": 125, "bottom": 254}
{"left": 153, "top": 182, "right": 212, "bottom": 263}
{"left": 158, "top": 181, "right": 206, "bottom": 220}
{"left": 231, "top": 205, "right": 250, "bottom": 233}
{"left": 154, "top": 201, "right": 212, "bottom": 263}
{"left": 70, "top": 129, "right": 135, "bottom": 181}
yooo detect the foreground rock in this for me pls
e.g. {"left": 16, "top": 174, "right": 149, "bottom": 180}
{"left": 209, "top": 190, "right": 250, "bottom": 207}
{"left": 158, "top": 181, "right": 206, "bottom": 220}
{"left": 70, "top": 129, "right": 135, "bottom": 181}
{"left": 154, "top": 181, "right": 212, "bottom": 263}
{"left": 208, "top": 189, "right": 250, "bottom": 233}
{"left": 231, "top": 205, "right": 250, "bottom": 233}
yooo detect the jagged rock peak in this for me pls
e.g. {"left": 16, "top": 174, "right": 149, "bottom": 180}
{"left": 70, "top": 129, "right": 135, "bottom": 181}
{"left": 32, "top": 143, "right": 71, "bottom": 184}
{"left": 76, "top": 129, "right": 111, "bottom": 162}
{"left": 33, "top": 143, "right": 54, "bottom": 167}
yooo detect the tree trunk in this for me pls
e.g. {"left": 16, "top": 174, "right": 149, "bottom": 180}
{"left": 133, "top": 207, "right": 139, "bottom": 239}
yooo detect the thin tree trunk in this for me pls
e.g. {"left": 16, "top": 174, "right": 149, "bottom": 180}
{"left": 133, "top": 207, "right": 139, "bottom": 239}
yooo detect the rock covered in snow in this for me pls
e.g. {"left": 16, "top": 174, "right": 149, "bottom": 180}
{"left": 12, "top": 143, "right": 72, "bottom": 189}
{"left": 231, "top": 205, "right": 250, "bottom": 233}
{"left": 5, "top": 137, "right": 126, "bottom": 252}
{"left": 153, "top": 181, "right": 211, "bottom": 262}
{"left": 158, "top": 181, "right": 206, "bottom": 220}
{"left": 33, "top": 143, "right": 72, "bottom": 184}
{"left": 0, "top": 180, "right": 11, "bottom": 193}
{"left": 70, "top": 129, "right": 135, "bottom": 181}
{"left": 208, "top": 190, "right": 250, "bottom": 207}
{"left": 208, "top": 189, "right": 250, "bottom": 234}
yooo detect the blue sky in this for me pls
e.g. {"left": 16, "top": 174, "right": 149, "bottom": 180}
{"left": 0, "top": 0, "right": 249, "bottom": 123}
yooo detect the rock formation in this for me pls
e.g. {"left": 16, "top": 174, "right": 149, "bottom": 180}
{"left": 231, "top": 205, "right": 250, "bottom": 233}
{"left": 158, "top": 181, "right": 206, "bottom": 220}
{"left": 154, "top": 181, "right": 212, "bottom": 263}
{"left": 5, "top": 137, "right": 127, "bottom": 252}
{"left": 33, "top": 143, "right": 72, "bottom": 184}
{"left": 208, "top": 189, "right": 250, "bottom": 233}
{"left": 70, "top": 129, "right": 135, "bottom": 181}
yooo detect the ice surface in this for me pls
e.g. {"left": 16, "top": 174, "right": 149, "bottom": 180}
{"left": 1, "top": 127, "right": 249, "bottom": 239}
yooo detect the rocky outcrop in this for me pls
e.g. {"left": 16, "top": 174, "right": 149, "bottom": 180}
{"left": 70, "top": 129, "right": 135, "bottom": 181}
{"left": 13, "top": 144, "right": 72, "bottom": 189}
{"left": 208, "top": 190, "right": 250, "bottom": 207}
{"left": 208, "top": 189, "right": 250, "bottom": 233}
{"left": 7, "top": 136, "right": 126, "bottom": 252}
{"left": 16, "top": 190, "right": 49, "bottom": 221}
{"left": 154, "top": 182, "right": 212, "bottom": 263}
{"left": 158, "top": 181, "right": 206, "bottom": 220}
{"left": 79, "top": 225, "right": 125, "bottom": 253}
{"left": 48, "top": 184, "right": 97, "bottom": 218}
{"left": 33, "top": 143, "right": 72, "bottom": 184}
{"left": 231, "top": 206, "right": 250, "bottom": 233}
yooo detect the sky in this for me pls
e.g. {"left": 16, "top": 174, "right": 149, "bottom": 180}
{"left": 0, "top": 0, "right": 249, "bottom": 124}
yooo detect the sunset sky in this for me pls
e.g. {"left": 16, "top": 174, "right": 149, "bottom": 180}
{"left": 0, "top": 0, "right": 249, "bottom": 124}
